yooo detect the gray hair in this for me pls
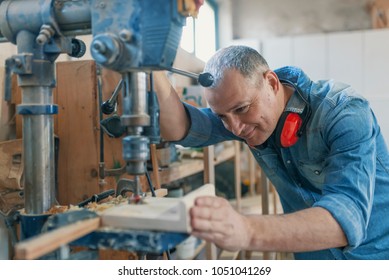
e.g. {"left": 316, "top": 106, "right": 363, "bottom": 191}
{"left": 203, "top": 45, "right": 270, "bottom": 88}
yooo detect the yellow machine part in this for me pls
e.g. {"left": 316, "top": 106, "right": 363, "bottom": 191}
{"left": 177, "top": 0, "right": 203, "bottom": 18}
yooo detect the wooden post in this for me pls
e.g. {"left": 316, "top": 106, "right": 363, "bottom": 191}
{"left": 234, "top": 141, "right": 241, "bottom": 213}
{"left": 149, "top": 144, "right": 161, "bottom": 189}
{"left": 248, "top": 148, "right": 256, "bottom": 196}
{"left": 260, "top": 169, "right": 271, "bottom": 260}
{"left": 203, "top": 145, "right": 217, "bottom": 260}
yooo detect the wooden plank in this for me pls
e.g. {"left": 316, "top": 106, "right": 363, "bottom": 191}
{"left": 101, "top": 183, "right": 215, "bottom": 232}
{"left": 190, "top": 240, "right": 206, "bottom": 260}
{"left": 150, "top": 144, "right": 161, "bottom": 189}
{"left": 14, "top": 217, "right": 101, "bottom": 260}
{"left": 11, "top": 74, "right": 22, "bottom": 139}
{"left": 234, "top": 141, "right": 241, "bottom": 212}
{"left": 214, "top": 144, "right": 235, "bottom": 164}
{"left": 203, "top": 146, "right": 215, "bottom": 185}
{"left": 155, "top": 144, "right": 236, "bottom": 186}
{"left": 158, "top": 159, "right": 204, "bottom": 184}
{"left": 248, "top": 147, "right": 256, "bottom": 196}
{"left": 218, "top": 250, "right": 239, "bottom": 260}
{"left": 55, "top": 61, "right": 100, "bottom": 205}
{"left": 55, "top": 61, "right": 135, "bottom": 205}
{"left": 0, "top": 67, "right": 14, "bottom": 141}
{"left": 0, "top": 139, "right": 24, "bottom": 216}
{"left": 146, "top": 188, "right": 168, "bottom": 197}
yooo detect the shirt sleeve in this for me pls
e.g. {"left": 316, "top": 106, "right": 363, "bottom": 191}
{"left": 312, "top": 97, "right": 377, "bottom": 252}
{"left": 172, "top": 102, "right": 240, "bottom": 147}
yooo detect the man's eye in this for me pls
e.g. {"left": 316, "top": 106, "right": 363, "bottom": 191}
{"left": 236, "top": 105, "right": 249, "bottom": 114}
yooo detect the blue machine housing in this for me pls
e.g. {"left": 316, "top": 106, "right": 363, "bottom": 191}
{"left": 91, "top": 0, "right": 186, "bottom": 72}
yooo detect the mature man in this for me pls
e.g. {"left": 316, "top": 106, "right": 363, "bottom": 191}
{"left": 154, "top": 45, "right": 389, "bottom": 259}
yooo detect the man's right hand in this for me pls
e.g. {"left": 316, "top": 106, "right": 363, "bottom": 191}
{"left": 189, "top": 196, "right": 253, "bottom": 252}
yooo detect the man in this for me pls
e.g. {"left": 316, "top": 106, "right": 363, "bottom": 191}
{"left": 153, "top": 45, "right": 389, "bottom": 259}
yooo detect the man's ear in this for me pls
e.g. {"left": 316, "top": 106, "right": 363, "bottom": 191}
{"left": 263, "top": 70, "right": 280, "bottom": 92}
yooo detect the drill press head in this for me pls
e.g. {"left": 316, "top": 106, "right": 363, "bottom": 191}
{"left": 90, "top": 0, "right": 186, "bottom": 72}
{"left": 90, "top": 0, "right": 189, "bottom": 180}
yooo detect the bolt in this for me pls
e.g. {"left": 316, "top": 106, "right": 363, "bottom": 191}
{"left": 36, "top": 24, "right": 55, "bottom": 45}
{"left": 13, "top": 58, "right": 22, "bottom": 68}
{"left": 97, "top": 1, "right": 106, "bottom": 9}
{"left": 92, "top": 40, "right": 107, "bottom": 54}
{"left": 119, "top": 29, "right": 133, "bottom": 42}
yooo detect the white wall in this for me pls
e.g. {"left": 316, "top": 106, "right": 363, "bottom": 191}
{"left": 261, "top": 28, "right": 389, "bottom": 142}
{"left": 230, "top": 0, "right": 372, "bottom": 40}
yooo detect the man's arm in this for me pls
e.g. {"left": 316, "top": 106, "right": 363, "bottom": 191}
{"left": 152, "top": 72, "right": 190, "bottom": 141}
{"left": 190, "top": 196, "right": 347, "bottom": 252}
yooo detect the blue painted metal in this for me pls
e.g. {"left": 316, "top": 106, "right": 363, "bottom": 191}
{"left": 25, "top": 209, "right": 189, "bottom": 255}
{"left": 90, "top": 0, "right": 186, "bottom": 72}
{"left": 17, "top": 104, "right": 58, "bottom": 115}
{"left": 72, "top": 229, "right": 188, "bottom": 254}
{"left": 19, "top": 213, "right": 51, "bottom": 240}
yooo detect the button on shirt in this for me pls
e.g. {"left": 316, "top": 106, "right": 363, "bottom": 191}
{"left": 175, "top": 66, "right": 389, "bottom": 259}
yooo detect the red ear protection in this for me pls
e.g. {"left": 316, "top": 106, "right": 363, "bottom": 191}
{"left": 274, "top": 79, "right": 311, "bottom": 148}
{"left": 279, "top": 112, "right": 302, "bottom": 147}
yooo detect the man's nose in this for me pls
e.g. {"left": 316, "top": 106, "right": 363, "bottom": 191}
{"left": 227, "top": 116, "right": 244, "bottom": 136}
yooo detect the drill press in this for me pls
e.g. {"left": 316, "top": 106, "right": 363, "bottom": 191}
{"left": 0, "top": 0, "right": 202, "bottom": 253}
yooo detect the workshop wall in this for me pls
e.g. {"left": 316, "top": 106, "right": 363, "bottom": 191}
{"left": 228, "top": 0, "right": 373, "bottom": 42}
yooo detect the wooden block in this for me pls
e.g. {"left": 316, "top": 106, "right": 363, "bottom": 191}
{"left": 0, "top": 139, "right": 24, "bottom": 215}
{"left": 101, "top": 184, "right": 215, "bottom": 232}
{"left": 0, "top": 68, "right": 15, "bottom": 141}
{"left": 218, "top": 250, "right": 240, "bottom": 260}
{"left": 146, "top": 188, "right": 168, "bottom": 197}
{"left": 14, "top": 217, "right": 101, "bottom": 260}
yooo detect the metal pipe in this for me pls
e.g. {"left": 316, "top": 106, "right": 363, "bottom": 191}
{"left": 53, "top": 0, "right": 91, "bottom": 32}
{"left": 22, "top": 87, "right": 56, "bottom": 214}
{"left": 0, "top": 0, "right": 92, "bottom": 44}
{"left": 16, "top": 30, "right": 56, "bottom": 214}
{"left": 121, "top": 72, "right": 149, "bottom": 129}
{"left": 169, "top": 67, "right": 200, "bottom": 80}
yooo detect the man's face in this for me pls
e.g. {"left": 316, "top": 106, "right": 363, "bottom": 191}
{"left": 205, "top": 69, "right": 282, "bottom": 147}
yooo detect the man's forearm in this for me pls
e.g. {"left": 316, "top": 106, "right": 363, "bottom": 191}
{"left": 246, "top": 207, "right": 348, "bottom": 252}
{"left": 152, "top": 72, "right": 190, "bottom": 141}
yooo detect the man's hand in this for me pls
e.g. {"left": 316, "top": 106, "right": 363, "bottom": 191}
{"left": 190, "top": 196, "right": 252, "bottom": 252}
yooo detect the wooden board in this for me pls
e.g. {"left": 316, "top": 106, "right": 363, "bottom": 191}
{"left": 55, "top": 60, "right": 100, "bottom": 204}
{"left": 101, "top": 184, "right": 215, "bottom": 232}
{"left": 55, "top": 60, "right": 133, "bottom": 205}
{"left": 0, "top": 139, "right": 24, "bottom": 215}
{"left": 0, "top": 67, "right": 16, "bottom": 141}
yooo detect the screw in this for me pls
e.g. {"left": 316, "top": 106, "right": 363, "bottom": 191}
{"left": 119, "top": 29, "right": 133, "bottom": 42}
{"left": 13, "top": 58, "right": 23, "bottom": 68}
{"left": 92, "top": 40, "right": 107, "bottom": 54}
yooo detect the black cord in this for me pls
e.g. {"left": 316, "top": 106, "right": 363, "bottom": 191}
{"left": 97, "top": 67, "right": 104, "bottom": 164}
{"left": 165, "top": 249, "right": 171, "bottom": 260}
{"left": 149, "top": 72, "right": 154, "bottom": 91}
{"left": 145, "top": 168, "right": 156, "bottom": 197}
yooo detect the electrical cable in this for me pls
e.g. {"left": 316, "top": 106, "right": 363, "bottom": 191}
{"left": 145, "top": 168, "right": 156, "bottom": 197}
{"left": 97, "top": 67, "right": 105, "bottom": 166}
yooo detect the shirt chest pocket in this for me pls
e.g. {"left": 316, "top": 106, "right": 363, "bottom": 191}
{"left": 298, "top": 159, "right": 326, "bottom": 186}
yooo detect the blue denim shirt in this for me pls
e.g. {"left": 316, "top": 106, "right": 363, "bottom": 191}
{"left": 175, "top": 66, "right": 389, "bottom": 259}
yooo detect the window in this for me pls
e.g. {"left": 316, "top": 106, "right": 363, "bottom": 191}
{"left": 180, "top": 0, "right": 218, "bottom": 62}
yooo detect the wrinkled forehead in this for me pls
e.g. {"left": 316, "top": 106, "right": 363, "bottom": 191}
{"left": 203, "top": 72, "right": 262, "bottom": 113}
{"left": 204, "top": 69, "right": 261, "bottom": 96}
